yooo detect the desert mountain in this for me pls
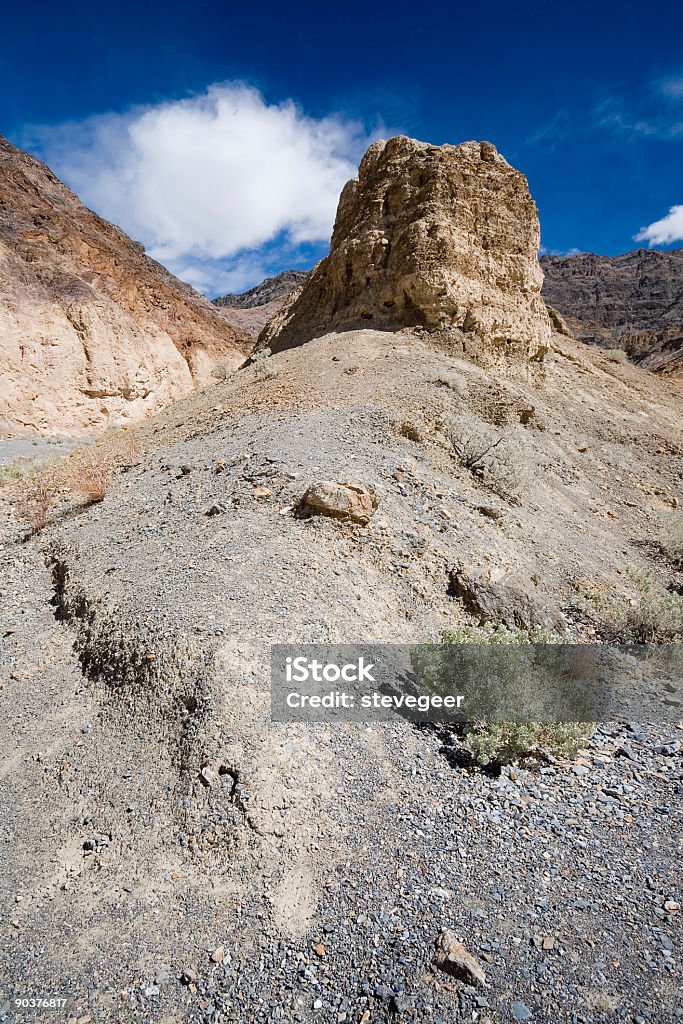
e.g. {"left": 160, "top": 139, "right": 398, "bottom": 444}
{"left": 214, "top": 269, "right": 308, "bottom": 310}
{"left": 258, "top": 137, "right": 552, "bottom": 372}
{"left": 1, "top": 136, "right": 682, "bottom": 1022}
{"left": 541, "top": 248, "right": 683, "bottom": 379}
{"left": 0, "top": 136, "right": 251, "bottom": 437}
{"left": 212, "top": 269, "right": 309, "bottom": 340}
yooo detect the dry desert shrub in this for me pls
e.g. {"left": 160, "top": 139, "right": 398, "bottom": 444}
{"left": 251, "top": 348, "right": 279, "bottom": 382}
{"left": 393, "top": 418, "right": 425, "bottom": 442}
{"left": 0, "top": 453, "right": 58, "bottom": 486}
{"left": 66, "top": 457, "right": 110, "bottom": 505}
{"left": 15, "top": 475, "right": 55, "bottom": 534}
{"left": 211, "top": 358, "right": 234, "bottom": 381}
{"left": 435, "top": 624, "right": 596, "bottom": 767}
{"left": 442, "top": 412, "right": 535, "bottom": 501}
{"left": 604, "top": 348, "right": 628, "bottom": 364}
{"left": 661, "top": 511, "right": 683, "bottom": 564}
{"left": 578, "top": 570, "right": 683, "bottom": 642}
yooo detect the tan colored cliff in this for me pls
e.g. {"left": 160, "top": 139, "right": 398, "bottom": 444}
{"left": 258, "top": 136, "right": 551, "bottom": 371}
{"left": 0, "top": 136, "right": 251, "bottom": 436}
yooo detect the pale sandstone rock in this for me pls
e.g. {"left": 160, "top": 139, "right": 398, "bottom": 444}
{"left": 259, "top": 136, "right": 551, "bottom": 372}
{"left": 0, "top": 136, "right": 250, "bottom": 437}
{"left": 298, "top": 481, "right": 380, "bottom": 525}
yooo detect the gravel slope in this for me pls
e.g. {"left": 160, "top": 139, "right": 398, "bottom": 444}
{"left": 0, "top": 328, "right": 681, "bottom": 1023}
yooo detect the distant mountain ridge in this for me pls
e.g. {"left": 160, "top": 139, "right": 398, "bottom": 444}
{"left": 541, "top": 248, "right": 683, "bottom": 378}
{"left": 213, "top": 270, "right": 308, "bottom": 309}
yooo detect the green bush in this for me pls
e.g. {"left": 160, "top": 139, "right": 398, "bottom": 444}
{"left": 441, "top": 623, "right": 596, "bottom": 767}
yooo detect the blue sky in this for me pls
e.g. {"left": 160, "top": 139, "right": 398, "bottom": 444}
{"left": 3, "top": 0, "right": 683, "bottom": 296}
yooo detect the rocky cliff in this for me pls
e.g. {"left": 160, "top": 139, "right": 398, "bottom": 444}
{"left": 212, "top": 270, "right": 309, "bottom": 341}
{"left": 0, "top": 136, "right": 251, "bottom": 436}
{"left": 541, "top": 248, "right": 683, "bottom": 378}
{"left": 258, "top": 136, "right": 551, "bottom": 371}
{"left": 213, "top": 270, "right": 308, "bottom": 310}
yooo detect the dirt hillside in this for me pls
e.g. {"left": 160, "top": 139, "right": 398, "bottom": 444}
{"left": 1, "top": 324, "right": 681, "bottom": 1023}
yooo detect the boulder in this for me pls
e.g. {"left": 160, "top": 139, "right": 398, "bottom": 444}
{"left": 298, "top": 481, "right": 379, "bottom": 525}
{"left": 448, "top": 566, "right": 564, "bottom": 633}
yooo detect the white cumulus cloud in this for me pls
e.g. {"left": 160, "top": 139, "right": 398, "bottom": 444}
{"left": 635, "top": 205, "right": 683, "bottom": 246}
{"left": 23, "top": 83, "right": 384, "bottom": 295}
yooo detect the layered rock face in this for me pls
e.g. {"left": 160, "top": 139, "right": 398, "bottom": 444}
{"left": 213, "top": 270, "right": 308, "bottom": 310}
{"left": 213, "top": 270, "right": 309, "bottom": 341}
{"left": 541, "top": 248, "right": 683, "bottom": 378}
{"left": 0, "top": 136, "right": 250, "bottom": 436}
{"left": 258, "top": 136, "right": 551, "bottom": 370}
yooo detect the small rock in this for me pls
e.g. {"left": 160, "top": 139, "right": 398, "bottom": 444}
{"left": 199, "top": 766, "right": 216, "bottom": 787}
{"left": 205, "top": 502, "right": 228, "bottom": 517}
{"left": 512, "top": 1001, "right": 533, "bottom": 1020}
{"left": 253, "top": 486, "right": 272, "bottom": 499}
{"left": 432, "top": 930, "right": 486, "bottom": 986}
{"left": 476, "top": 505, "right": 504, "bottom": 521}
{"left": 210, "top": 945, "right": 225, "bottom": 963}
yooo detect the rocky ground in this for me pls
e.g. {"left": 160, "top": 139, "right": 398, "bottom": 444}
{"left": 1, "top": 327, "right": 682, "bottom": 1023}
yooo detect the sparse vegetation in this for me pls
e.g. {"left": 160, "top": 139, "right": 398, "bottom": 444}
{"left": 661, "top": 511, "right": 683, "bottom": 564}
{"left": 578, "top": 569, "right": 683, "bottom": 642}
{"left": 393, "top": 418, "right": 424, "bottom": 442}
{"left": 441, "top": 623, "right": 564, "bottom": 645}
{"left": 604, "top": 348, "right": 628, "bottom": 364}
{"left": 13, "top": 452, "right": 110, "bottom": 535}
{"left": 250, "top": 347, "right": 279, "bottom": 382}
{"left": 442, "top": 412, "right": 535, "bottom": 501}
{"left": 440, "top": 623, "right": 596, "bottom": 767}
{"left": 0, "top": 461, "right": 27, "bottom": 486}
{"left": 254, "top": 362, "right": 279, "bottom": 382}
{"left": 15, "top": 475, "right": 55, "bottom": 534}
{"left": 411, "top": 622, "right": 598, "bottom": 770}
{"left": 211, "top": 358, "right": 234, "bottom": 381}
{"left": 0, "top": 454, "right": 57, "bottom": 486}
{"left": 69, "top": 458, "right": 109, "bottom": 505}
{"left": 463, "top": 720, "right": 595, "bottom": 768}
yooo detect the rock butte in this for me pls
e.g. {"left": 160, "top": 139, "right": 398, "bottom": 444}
{"left": 259, "top": 136, "right": 552, "bottom": 372}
